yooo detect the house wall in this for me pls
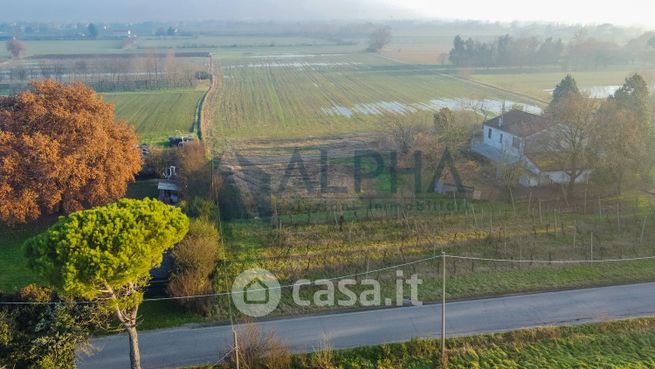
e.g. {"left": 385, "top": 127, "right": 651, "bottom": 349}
{"left": 482, "top": 124, "right": 522, "bottom": 157}
{"left": 519, "top": 174, "right": 540, "bottom": 187}
{"left": 543, "top": 170, "right": 591, "bottom": 185}
{"left": 520, "top": 170, "right": 591, "bottom": 188}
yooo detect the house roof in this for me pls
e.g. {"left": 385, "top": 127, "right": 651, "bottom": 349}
{"left": 524, "top": 152, "right": 592, "bottom": 173}
{"left": 157, "top": 180, "right": 179, "bottom": 191}
{"left": 483, "top": 110, "right": 551, "bottom": 138}
{"left": 524, "top": 153, "right": 565, "bottom": 172}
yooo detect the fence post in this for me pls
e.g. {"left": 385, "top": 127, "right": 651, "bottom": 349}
{"left": 441, "top": 251, "right": 446, "bottom": 362}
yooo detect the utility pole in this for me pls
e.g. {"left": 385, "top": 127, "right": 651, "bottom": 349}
{"left": 233, "top": 330, "right": 240, "bottom": 369}
{"left": 441, "top": 251, "right": 446, "bottom": 361}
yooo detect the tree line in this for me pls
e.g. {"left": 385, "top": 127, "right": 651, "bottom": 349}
{"left": 2, "top": 43, "right": 204, "bottom": 92}
{"left": 449, "top": 32, "right": 655, "bottom": 68}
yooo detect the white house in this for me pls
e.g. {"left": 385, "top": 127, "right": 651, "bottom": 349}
{"left": 471, "top": 109, "right": 590, "bottom": 187}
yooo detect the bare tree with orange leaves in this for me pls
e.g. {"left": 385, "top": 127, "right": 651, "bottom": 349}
{"left": 0, "top": 80, "right": 142, "bottom": 225}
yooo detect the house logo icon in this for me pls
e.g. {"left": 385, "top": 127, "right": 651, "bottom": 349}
{"left": 231, "top": 268, "right": 281, "bottom": 317}
{"left": 244, "top": 278, "right": 269, "bottom": 304}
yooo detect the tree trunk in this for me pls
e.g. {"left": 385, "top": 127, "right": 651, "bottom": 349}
{"left": 126, "top": 325, "right": 141, "bottom": 369}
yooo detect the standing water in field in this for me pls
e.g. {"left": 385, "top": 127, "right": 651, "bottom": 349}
{"left": 321, "top": 98, "right": 542, "bottom": 118}
{"left": 544, "top": 85, "right": 621, "bottom": 98}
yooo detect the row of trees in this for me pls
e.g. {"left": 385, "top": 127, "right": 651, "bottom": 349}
{"left": 449, "top": 32, "right": 655, "bottom": 68}
{"left": 450, "top": 34, "right": 564, "bottom": 67}
{"left": 1, "top": 52, "right": 201, "bottom": 91}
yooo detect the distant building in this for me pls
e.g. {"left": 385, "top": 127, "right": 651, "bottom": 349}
{"left": 471, "top": 109, "right": 590, "bottom": 187}
{"left": 158, "top": 166, "right": 181, "bottom": 204}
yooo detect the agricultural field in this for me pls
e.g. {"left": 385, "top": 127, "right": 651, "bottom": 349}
{"left": 470, "top": 68, "right": 655, "bottom": 101}
{"left": 0, "top": 39, "right": 128, "bottom": 58}
{"left": 103, "top": 85, "right": 207, "bottom": 144}
{"left": 0, "top": 35, "right": 363, "bottom": 59}
{"left": 209, "top": 53, "right": 543, "bottom": 142}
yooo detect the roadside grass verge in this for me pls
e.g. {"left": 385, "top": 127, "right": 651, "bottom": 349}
{"left": 188, "top": 318, "right": 655, "bottom": 368}
{"left": 293, "top": 318, "right": 655, "bottom": 369}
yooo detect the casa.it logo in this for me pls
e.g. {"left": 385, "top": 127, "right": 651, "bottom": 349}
{"left": 232, "top": 268, "right": 424, "bottom": 317}
{"left": 231, "top": 268, "right": 282, "bottom": 317}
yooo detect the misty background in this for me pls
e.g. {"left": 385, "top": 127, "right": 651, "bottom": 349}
{"left": 2, "top": 0, "right": 654, "bottom": 26}
{"left": 1, "top": 0, "right": 412, "bottom": 22}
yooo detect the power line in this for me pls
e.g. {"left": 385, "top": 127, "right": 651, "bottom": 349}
{"left": 447, "top": 254, "right": 655, "bottom": 264}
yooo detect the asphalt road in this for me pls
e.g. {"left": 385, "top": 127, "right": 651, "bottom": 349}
{"left": 78, "top": 282, "right": 655, "bottom": 369}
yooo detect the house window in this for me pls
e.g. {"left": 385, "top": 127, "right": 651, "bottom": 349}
{"left": 499, "top": 133, "right": 503, "bottom": 144}
{"left": 487, "top": 128, "right": 492, "bottom": 139}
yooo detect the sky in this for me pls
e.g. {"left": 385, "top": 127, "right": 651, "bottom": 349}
{"left": 0, "top": 0, "right": 651, "bottom": 26}
{"left": 390, "top": 0, "right": 653, "bottom": 26}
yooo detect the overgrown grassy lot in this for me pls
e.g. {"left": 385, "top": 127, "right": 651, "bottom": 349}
{"left": 204, "top": 191, "right": 655, "bottom": 320}
{"left": 102, "top": 85, "right": 207, "bottom": 144}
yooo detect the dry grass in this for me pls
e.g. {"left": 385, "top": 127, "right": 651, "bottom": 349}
{"left": 227, "top": 323, "right": 291, "bottom": 369}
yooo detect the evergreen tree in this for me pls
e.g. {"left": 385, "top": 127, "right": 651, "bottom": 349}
{"left": 551, "top": 74, "right": 581, "bottom": 108}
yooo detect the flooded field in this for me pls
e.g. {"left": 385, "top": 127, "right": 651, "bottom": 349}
{"left": 544, "top": 85, "right": 621, "bottom": 98}
{"left": 321, "top": 98, "right": 542, "bottom": 118}
{"left": 210, "top": 54, "right": 542, "bottom": 141}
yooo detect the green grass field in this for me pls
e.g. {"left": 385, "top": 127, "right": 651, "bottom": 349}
{"left": 0, "top": 222, "right": 49, "bottom": 292}
{"left": 102, "top": 86, "right": 206, "bottom": 144}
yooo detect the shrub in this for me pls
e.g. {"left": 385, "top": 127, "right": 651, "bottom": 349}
{"left": 167, "top": 218, "right": 223, "bottom": 315}
{"left": 310, "top": 337, "right": 336, "bottom": 369}
{"left": 177, "top": 141, "right": 216, "bottom": 199}
{"left": 166, "top": 270, "right": 214, "bottom": 315}
{"left": 0, "top": 285, "right": 104, "bottom": 369}
{"left": 195, "top": 71, "right": 212, "bottom": 80}
{"left": 185, "top": 197, "right": 218, "bottom": 220}
{"left": 227, "top": 324, "right": 291, "bottom": 369}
